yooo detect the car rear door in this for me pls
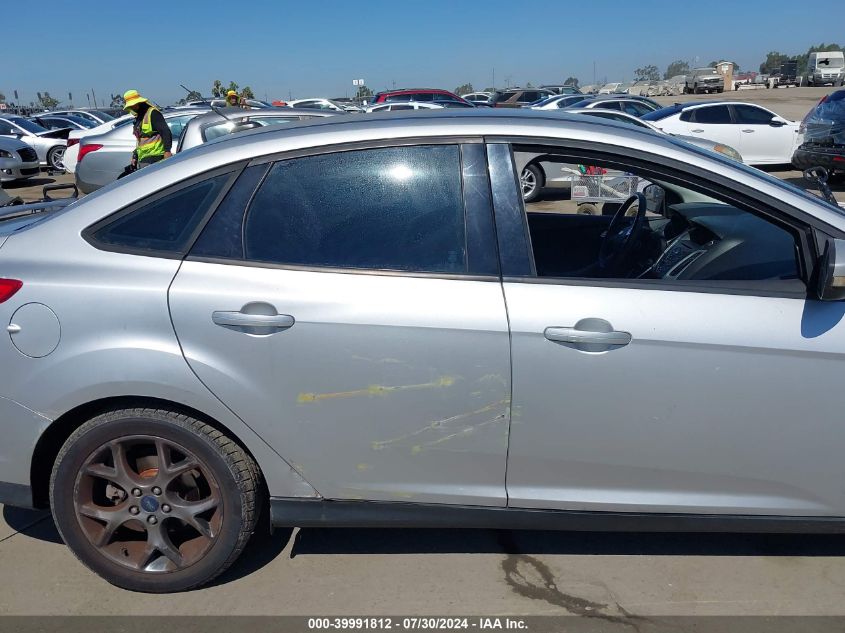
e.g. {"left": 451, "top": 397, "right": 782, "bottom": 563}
{"left": 685, "top": 104, "right": 742, "bottom": 150}
{"left": 168, "top": 142, "right": 512, "bottom": 506}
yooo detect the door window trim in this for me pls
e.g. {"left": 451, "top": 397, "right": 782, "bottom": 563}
{"left": 83, "top": 162, "right": 247, "bottom": 259}
{"left": 187, "top": 139, "right": 501, "bottom": 281}
{"left": 485, "top": 137, "right": 821, "bottom": 298}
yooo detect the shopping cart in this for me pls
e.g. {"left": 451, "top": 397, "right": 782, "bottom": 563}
{"left": 0, "top": 183, "right": 79, "bottom": 219}
{"left": 567, "top": 169, "right": 640, "bottom": 215}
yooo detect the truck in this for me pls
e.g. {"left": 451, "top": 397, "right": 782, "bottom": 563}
{"left": 684, "top": 67, "right": 724, "bottom": 94}
{"left": 806, "top": 51, "right": 845, "bottom": 87}
{"left": 769, "top": 60, "right": 800, "bottom": 88}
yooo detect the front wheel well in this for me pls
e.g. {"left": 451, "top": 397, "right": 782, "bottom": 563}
{"left": 30, "top": 396, "right": 262, "bottom": 508}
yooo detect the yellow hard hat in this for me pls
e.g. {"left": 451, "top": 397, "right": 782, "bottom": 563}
{"left": 123, "top": 89, "right": 148, "bottom": 110}
{"left": 226, "top": 90, "right": 238, "bottom": 98}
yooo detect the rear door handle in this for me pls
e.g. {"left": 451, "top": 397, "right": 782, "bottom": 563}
{"left": 690, "top": 129, "right": 704, "bottom": 133}
{"left": 544, "top": 318, "right": 631, "bottom": 352}
{"left": 212, "top": 308, "right": 295, "bottom": 334}
{"left": 741, "top": 129, "right": 755, "bottom": 133}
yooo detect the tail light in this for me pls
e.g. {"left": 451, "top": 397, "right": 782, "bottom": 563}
{"left": 0, "top": 279, "right": 22, "bottom": 304}
{"left": 67, "top": 138, "right": 80, "bottom": 148}
{"left": 77, "top": 143, "right": 103, "bottom": 164}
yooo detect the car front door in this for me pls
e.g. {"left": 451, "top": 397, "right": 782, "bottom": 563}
{"left": 732, "top": 104, "right": 797, "bottom": 164}
{"left": 490, "top": 140, "right": 845, "bottom": 518}
{"left": 168, "top": 143, "right": 512, "bottom": 506}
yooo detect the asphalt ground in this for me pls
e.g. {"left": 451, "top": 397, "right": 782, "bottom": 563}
{"left": 2, "top": 88, "right": 845, "bottom": 621}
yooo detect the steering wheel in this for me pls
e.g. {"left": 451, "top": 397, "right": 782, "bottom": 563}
{"left": 598, "top": 193, "right": 647, "bottom": 274}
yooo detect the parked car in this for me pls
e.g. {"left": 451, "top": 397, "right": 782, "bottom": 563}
{"left": 769, "top": 60, "right": 800, "bottom": 88}
{"left": 539, "top": 85, "right": 581, "bottom": 95}
{"left": 287, "top": 98, "right": 360, "bottom": 113}
{"left": 461, "top": 92, "right": 494, "bottom": 106}
{"left": 517, "top": 108, "right": 743, "bottom": 203}
{"left": 564, "top": 96, "right": 660, "bottom": 117}
{"left": 578, "top": 84, "right": 600, "bottom": 95}
{"left": 597, "top": 83, "right": 622, "bottom": 94}
{"left": 178, "top": 108, "right": 343, "bottom": 152}
{"left": 0, "top": 137, "right": 40, "bottom": 182}
{"left": 806, "top": 51, "right": 845, "bottom": 87}
{"left": 2, "top": 109, "right": 845, "bottom": 594}
{"left": 529, "top": 95, "right": 589, "bottom": 110}
{"left": 0, "top": 115, "right": 68, "bottom": 170}
{"left": 75, "top": 108, "right": 207, "bottom": 193}
{"left": 685, "top": 68, "right": 725, "bottom": 94}
{"left": 30, "top": 114, "right": 98, "bottom": 132}
{"left": 571, "top": 109, "right": 742, "bottom": 161}
{"left": 373, "top": 89, "right": 472, "bottom": 108}
{"left": 643, "top": 101, "right": 800, "bottom": 165}
{"left": 365, "top": 102, "right": 445, "bottom": 113}
{"left": 792, "top": 89, "right": 845, "bottom": 178}
{"left": 62, "top": 115, "right": 135, "bottom": 174}
{"left": 489, "top": 88, "right": 556, "bottom": 108}
{"left": 48, "top": 109, "right": 116, "bottom": 125}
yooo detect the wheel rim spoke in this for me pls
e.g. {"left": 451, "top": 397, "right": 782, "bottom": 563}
{"left": 77, "top": 502, "right": 128, "bottom": 547}
{"left": 109, "top": 441, "right": 142, "bottom": 488}
{"left": 141, "top": 525, "right": 184, "bottom": 570}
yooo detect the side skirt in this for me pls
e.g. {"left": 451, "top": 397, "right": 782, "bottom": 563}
{"left": 270, "top": 498, "right": 845, "bottom": 534}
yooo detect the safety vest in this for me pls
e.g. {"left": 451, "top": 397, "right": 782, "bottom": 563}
{"left": 135, "top": 107, "right": 165, "bottom": 162}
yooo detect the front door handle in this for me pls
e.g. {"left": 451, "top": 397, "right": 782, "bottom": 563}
{"left": 690, "top": 128, "right": 704, "bottom": 133}
{"left": 741, "top": 129, "right": 755, "bottom": 133}
{"left": 544, "top": 318, "right": 631, "bottom": 352}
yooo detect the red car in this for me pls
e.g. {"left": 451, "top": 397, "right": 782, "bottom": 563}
{"left": 372, "top": 88, "right": 473, "bottom": 107}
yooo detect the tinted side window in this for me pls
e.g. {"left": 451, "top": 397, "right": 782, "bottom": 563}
{"left": 679, "top": 110, "right": 694, "bottom": 122}
{"left": 91, "top": 173, "right": 231, "bottom": 253}
{"left": 734, "top": 105, "right": 774, "bottom": 124}
{"left": 693, "top": 105, "right": 731, "bottom": 124}
{"left": 242, "top": 145, "right": 467, "bottom": 273}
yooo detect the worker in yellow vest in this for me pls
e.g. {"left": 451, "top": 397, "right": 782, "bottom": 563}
{"left": 123, "top": 89, "right": 172, "bottom": 169}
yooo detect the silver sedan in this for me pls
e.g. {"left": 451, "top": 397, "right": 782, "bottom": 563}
{"left": 74, "top": 107, "right": 208, "bottom": 193}
{"left": 1, "top": 110, "right": 844, "bottom": 593}
{"left": 0, "top": 136, "right": 40, "bottom": 182}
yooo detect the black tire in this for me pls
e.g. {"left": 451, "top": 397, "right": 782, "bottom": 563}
{"left": 520, "top": 163, "right": 544, "bottom": 203}
{"left": 50, "top": 408, "right": 261, "bottom": 593}
{"left": 577, "top": 203, "right": 598, "bottom": 215}
{"left": 47, "top": 146, "right": 65, "bottom": 171}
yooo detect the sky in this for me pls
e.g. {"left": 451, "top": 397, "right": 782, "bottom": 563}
{"left": 4, "top": 0, "right": 843, "bottom": 107}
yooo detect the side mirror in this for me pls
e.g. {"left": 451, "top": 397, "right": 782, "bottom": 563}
{"left": 770, "top": 119, "right": 787, "bottom": 127}
{"left": 643, "top": 184, "right": 666, "bottom": 215}
{"left": 818, "top": 239, "right": 845, "bottom": 301}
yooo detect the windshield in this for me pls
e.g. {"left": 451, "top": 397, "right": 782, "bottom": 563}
{"left": 60, "top": 115, "right": 98, "bottom": 128}
{"left": 8, "top": 117, "right": 49, "bottom": 134}
{"left": 89, "top": 110, "right": 115, "bottom": 121}
{"left": 819, "top": 58, "right": 845, "bottom": 69}
{"left": 642, "top": 104, "right": 686, "bottom": 121}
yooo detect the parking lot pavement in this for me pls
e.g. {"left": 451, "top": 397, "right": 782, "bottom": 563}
{"left": 4, "top": 503, "right": 845, "bottom": 617}
{"left": 1, "top": 171, "right": 77, "bottom": 204}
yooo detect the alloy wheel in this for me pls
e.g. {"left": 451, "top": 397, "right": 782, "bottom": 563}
{"left": 73, "top": 435, "right": 223, "bottom": 573}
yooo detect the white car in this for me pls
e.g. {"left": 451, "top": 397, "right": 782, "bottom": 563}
{"left": 462, "top": 92, "right": 493, "bottom": 105}
{"left": 365, "top": 102, "right": 445, "bottom": 113}
{"left": 598, "top": 82, "right": 622, "bottom": 94}
{"left": 47, "top": 109, "right": 116, "bottom": 126}
{"left": 0, "top": 115, "right": 67, "bottom": 171}
{"left": 642, "top": 102, "right": 801, "bottom": 165}
{"left": 287, "top": 98, "right": 358, "bottom": 113}
{"left": 61, "top": 114, "right": 133, "bottom": 174}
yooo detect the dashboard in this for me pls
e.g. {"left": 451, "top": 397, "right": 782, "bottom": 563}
{"left": 646, "top": 203, "right": 799, "bottom": 281}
